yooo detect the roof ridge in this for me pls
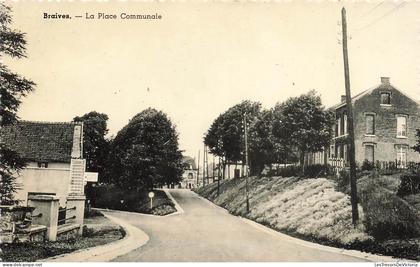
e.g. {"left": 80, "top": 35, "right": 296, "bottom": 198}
{"left": 18, "top": 120, "right": 82, "bottom": 125}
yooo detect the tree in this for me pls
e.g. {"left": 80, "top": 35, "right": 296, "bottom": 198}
{"left": 248, "top": 109, "right": 296, "bottom": 174}
{"left": 271, "top": 90, "right": 334, "bottom": 172}
{"left": 204, "top": 100, "right": 262, "bottom": 175}
{"left": 73, "top": 111, "right": 110, "bottom": 179}
{"left": 0, "top": 4, "right": 35, "bottom": 205}
{"left": 109, "top": 108, "right": 183, "bottom": 191}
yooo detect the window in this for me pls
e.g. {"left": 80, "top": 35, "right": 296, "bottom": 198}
{"left": 396, "top": 145, "right": 407, "bottom": 168}
{"left": 336, "top": 118, "right": 341, "bottom": 137}
{"left": 396, "top": 116, "right": 407, "bottom": 137}
{"left": 365, "top": 114, "right": 375, "bottom": 135}
{"left": 380, "top": 92, "right": 391, "bottom": 105}
{"left": 37, "top": 162, "right": 48, "bottom": 168}
{"left": 364, "top": 145, "right": 374, "bottom": 162}
{"left": 344, "top": 114, "right": 348, "bottom": 135}
{"left": 188, "top": 173, "right": 194, "bottom": 179}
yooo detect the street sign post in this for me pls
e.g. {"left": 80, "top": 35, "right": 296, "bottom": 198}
{"left": 148, "top": 191, "right": 155, "bottom": 209}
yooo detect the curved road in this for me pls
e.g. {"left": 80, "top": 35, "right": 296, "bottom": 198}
{"left": 104, "top": 189, "right": 368, "bottom": 262}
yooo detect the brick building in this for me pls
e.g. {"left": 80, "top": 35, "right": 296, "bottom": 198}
{"left": 308, "top": 77, "right": 420, "bottom": 167}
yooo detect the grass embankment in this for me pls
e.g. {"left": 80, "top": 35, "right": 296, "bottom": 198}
{"left": 92, "top": 187, "right": 176, "bottom": 216}
{"left": 194, "top": 175, "right": 420, "bottom": 260}
{"left": 195, "top": 176, "right": 370, "bottom": 245}
{"left": 1, "top": 210, "right": 124, "bottom": 262}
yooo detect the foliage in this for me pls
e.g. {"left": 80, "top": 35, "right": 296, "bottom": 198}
{"left": 1, "top": 225, "right": 123, "bottom": 262}
{"left": 361, "top": 160, "right": 375, "bottom": 171}
{"left": 0, "top": 4, "right": 34, "bottom": 205}
{"left": 357, "top": 175, "right": 420, "bottom": 240}
{"left": 271, "top": 90, "right": 334, "bottom": 171}
{"left": 0, "top": 144, "right": 26, "bottom": 205}
{"left": 204, "top": 100, "right": 262, "bottom": 175}
{"left": 73, "top": 111, "right": 110, "bottom": 179}
{"left": 91, "top": 184, "right": 175, "bottom": 215}
{"left": 109, "top": 108, "right": 183, "bottom": 191}
{"left": 397, "top": 174, "right": 420, "bottom": 196}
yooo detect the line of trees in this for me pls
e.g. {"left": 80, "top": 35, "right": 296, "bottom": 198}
{"left": 204, "top": 90, "right": 335, "bottom": 176}
{"left": 75, "top": 108, "right": 184, "bottom": 193}
{"left": 0, "top": 4, "right": 35, "bottom": 205}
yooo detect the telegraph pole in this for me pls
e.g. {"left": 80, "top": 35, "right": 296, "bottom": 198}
{"left": 197, "top": 150, "right": 200, "bottom": 187}
{"left": 203, "top": 144, "right": 206, "bottom": 187}
{"left": 244, "top": 113, "right": 250, "bottom": 213}
{"left": 341, "top": 7, "right": 359, "bottom": 225}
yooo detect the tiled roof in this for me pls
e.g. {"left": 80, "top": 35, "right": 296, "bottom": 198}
{"left": 0, "top": 121, "right": 78, "bottom": 163}
{"left": 182, "top": 156, "right": 197, "bottom": 170}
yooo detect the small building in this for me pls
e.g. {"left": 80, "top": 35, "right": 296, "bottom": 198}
{"left": 180, "top": 156, "right": 198, "bottom": 189}
{"left": 308, "top": 77, "right": 420, "bottom": 168}
{"left": 0, "top": 120, "right": 87, "bottom": 242}
{"left": 0, "top": 121, "right": 86, "bottom": 206}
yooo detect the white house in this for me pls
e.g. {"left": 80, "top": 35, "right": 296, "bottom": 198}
{"left": 0, "top": 121, "right": 86, "bottom": 207}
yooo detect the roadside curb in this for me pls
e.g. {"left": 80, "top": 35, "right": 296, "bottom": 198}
{"left": 162, "top": 189, "right": 185, "bottom": 216}
{"left": 44, "top": 213, "right": 149, "bottom": 262}
{"left": 193, "top": 191, "right": 406, "bottom": 263}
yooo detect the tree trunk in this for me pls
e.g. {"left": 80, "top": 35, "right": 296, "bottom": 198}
{"left": 222, "top": 158, "right": 226, "bottom": 180}
{"left": 300, "top": 150, "right": 306, "bottom": 174}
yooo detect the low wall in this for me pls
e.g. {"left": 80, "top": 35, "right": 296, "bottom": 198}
{"left": 57, "top": 224, "right": 81, "bottom": 241}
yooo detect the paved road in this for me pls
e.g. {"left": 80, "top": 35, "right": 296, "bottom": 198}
{"left": 105, "top": 189, "right": 368, "bottom": 262}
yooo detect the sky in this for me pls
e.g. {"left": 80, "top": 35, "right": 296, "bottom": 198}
{"left": 3, "top": 1, "right": 420, "bottom": 159}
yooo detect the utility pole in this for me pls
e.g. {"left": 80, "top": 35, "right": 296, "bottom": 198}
{"left": 206, "top": 147, "right": 209, "bottom": 185}
{"left": 341, "top": 7, "right": 359, "bottom": 226}
{"left": 203, "top": 144, "right": 206, "bottom": 187}
{"left": 243, "top": 113, "right": 250, "bottom": 213}
{"left": 217, "top": 156, "right": 221, "bottom": 196}
{"left": 197, "top": 150, "right": 200, "bottom": 187}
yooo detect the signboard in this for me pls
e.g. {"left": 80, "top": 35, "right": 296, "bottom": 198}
{"left": 84, "top": 172, "right": 99, "bottom": 183}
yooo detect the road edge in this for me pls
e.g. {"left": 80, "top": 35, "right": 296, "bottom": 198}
{"left": 44, "top": 212, "right": 149, "bottom": 262}
{"left": 192, "top": 191, "right": 405, "bottom": 263}
{"left": 162, "top": 189, "right": 185, "bottom": 216}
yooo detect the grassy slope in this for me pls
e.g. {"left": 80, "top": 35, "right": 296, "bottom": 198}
{"left": 195, "top": 176, "right": 371, "bottom": 246}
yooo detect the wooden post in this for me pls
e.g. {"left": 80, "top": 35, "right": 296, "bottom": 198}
{"left": 341, "top": 7, "right": 359, "bottom": 226}
{"left": 244, "top": 113, "right": 250, "bottom": 213}
{"left": 197, "top": 150, "right": 200, "bottom": 187}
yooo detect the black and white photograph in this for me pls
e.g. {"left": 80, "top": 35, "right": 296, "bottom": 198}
{"left": 0, "top": 0, "right": 419, "bottom": 265}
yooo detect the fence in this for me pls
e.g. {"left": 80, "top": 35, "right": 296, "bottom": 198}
{"left": 326, "top": 157, "right": 420, "bottom": 174}
{"left": 328, "top": 158, "right": 346, "bottom": 174}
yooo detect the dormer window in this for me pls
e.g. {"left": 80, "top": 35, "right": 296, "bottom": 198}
{"left": 380, "top": 92, "right": 391, "bottom": 105}
{"left": 37, "top": 162, "right": 48, "bottom": 168}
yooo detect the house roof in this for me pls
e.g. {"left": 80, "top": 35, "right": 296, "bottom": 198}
{"left": 182, "top": 156, "right": 197, "bottom": 170}
{"left": 0, "top": 121, "right": 80, "bottom": 163}
{"left": 330, "top": 81, "right": 420, "bottom": 110}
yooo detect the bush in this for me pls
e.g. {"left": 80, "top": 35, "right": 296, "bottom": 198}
{"left": 303, "top": 164, "right": 333, "bottom": 178}
{"left": 361, "top": 160, "right": 375, "bottom": 171}
{"left": 268, "top": 165, "right": 301, "bottom": 177}
{"left": 397, "top": 174, "right": 420, "bottom": 196}
{"left": 358, "top": 177, "right": 420, "bottom": 240}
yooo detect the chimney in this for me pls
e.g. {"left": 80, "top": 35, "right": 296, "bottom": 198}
{"left": 381, "top": 77, "right": 390, "bottom": 85}
{"left": 341, "top": 95, "right": 346, "bottom": 102}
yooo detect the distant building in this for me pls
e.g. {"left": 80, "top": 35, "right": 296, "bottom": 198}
{"left": 308, "top": 77, "right": 420, "bottom": 167}
{"left": 0, "top": 121, "right": 86, "bottom": 207}
{"left": 180, "top": 156, "right": 198, "bottom": 189}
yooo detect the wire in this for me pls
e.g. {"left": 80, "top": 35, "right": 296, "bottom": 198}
{"left": 353, "top": 2, "right": 407, "bottom": 33}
